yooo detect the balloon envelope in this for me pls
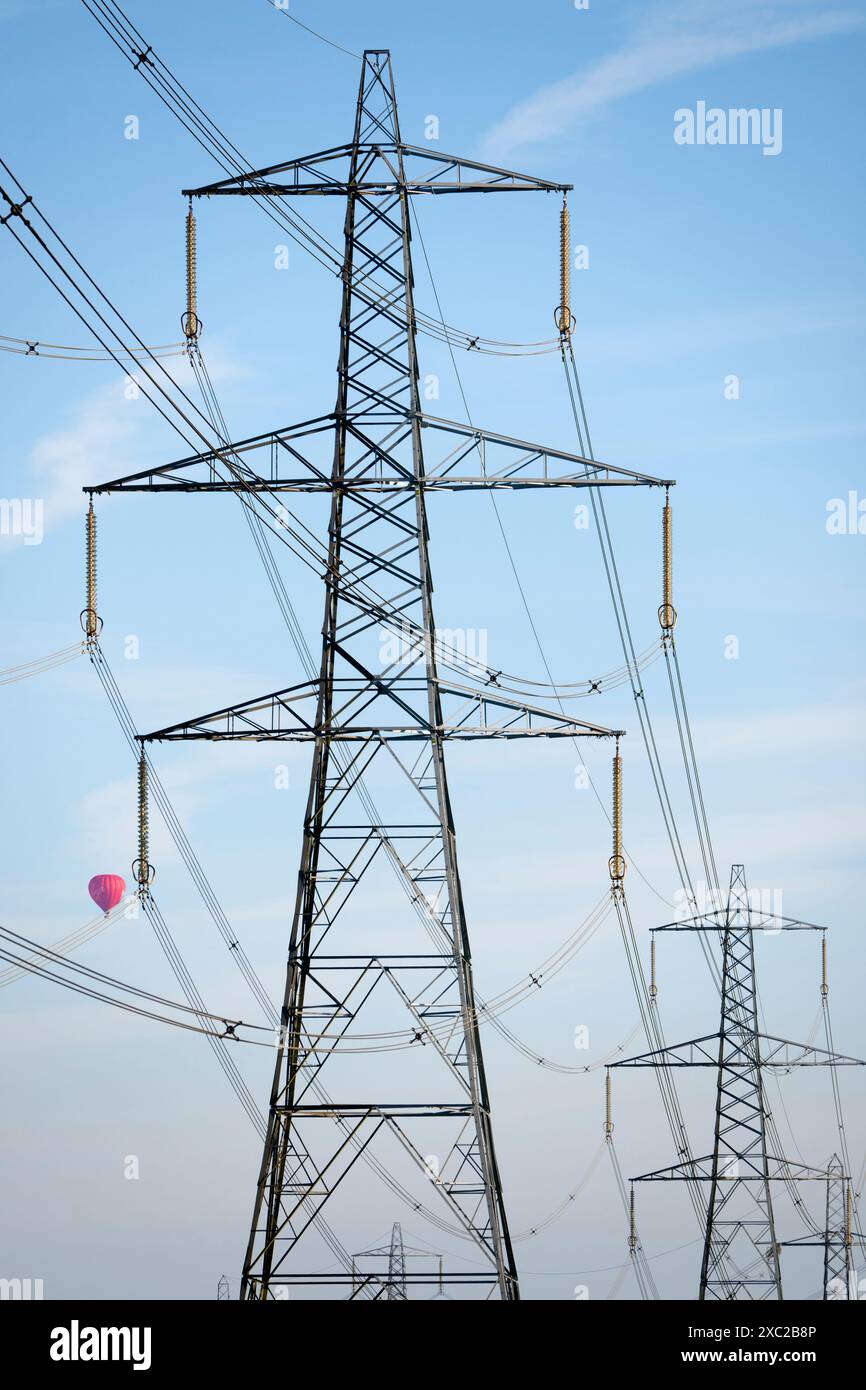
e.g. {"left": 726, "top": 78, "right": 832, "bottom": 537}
{"left": 88, "top": 874, "right": 126, "bottom": 915}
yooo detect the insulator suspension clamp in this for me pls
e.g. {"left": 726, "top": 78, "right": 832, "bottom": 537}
{"left": 554, "top": 305, "right": 576, "bottom": 338}
{"left": 79, "top": 608, "right": 103, "bottom": 638}
{"left": 608, "top": 854, "right": 626, "bottom": 883}
{"left": 181, "top": 311, "right": 202, "bottom": 340}
{"left": 132, "top": 858, "right": 156, "bottom": 888}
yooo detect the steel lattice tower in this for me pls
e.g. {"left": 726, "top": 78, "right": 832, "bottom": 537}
{"left": 782, "top": 1154, "right": 858, "bottom": 1299}
{"left": 822, "top": 1156, "right": 854, "bottom": 1300}
{"left": 698, "top": 864, "right": 782, "bottom": 1298}
{"left": 352, "top": 1221, "right": 408, "bottom": 1300}
{"left": 385, "top": 1222, "right": 407, "bottom": 1302}
{"left": 613, "top": 865, "right": 864, "bottom": 1300}
{"left": 90, "top": 50, "right": 669, "bottom": 1300}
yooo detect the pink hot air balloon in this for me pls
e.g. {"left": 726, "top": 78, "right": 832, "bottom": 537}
{"left": 88, "top": 874, "right": 126, "bottom": 917}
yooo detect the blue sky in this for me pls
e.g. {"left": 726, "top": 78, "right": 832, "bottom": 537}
{"left": 1, "top": 0, "right": 865, "bottom": 1300}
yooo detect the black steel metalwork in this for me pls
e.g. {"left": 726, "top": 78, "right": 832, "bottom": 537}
{"left": 90, "top": 49, "right": 668, "bottom": 1301}
{"left": 351, "top": 1221, "right": 452, "bottom": 1300}
{"left": 90, "top": 414, "right": 669, "bottom": 494}
{"left": 822, "top": 1156, "right": 854, "bottom": 1300}
{"left": 782, "top": 1155, "right": 859, "bottom": 1299}
{"left": 614, "top": 865, "right": 864, "bottom": 1300}
{"left": 352, "top": 1221, "right": 410, "bottom": 1300}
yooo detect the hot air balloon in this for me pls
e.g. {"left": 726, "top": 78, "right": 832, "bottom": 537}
{"left": 88, "top": 874, "right": 126, "bottom": 917}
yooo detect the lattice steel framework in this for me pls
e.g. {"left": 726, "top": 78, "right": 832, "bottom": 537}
{"left": 90, "top": 50, "right": 670, "bottom": 1300}
{"left": 822, "top": 1156, "right": 854, "bottom": 1299}
{"left": 352, "top": 1221, "right": 407, "bottom": 1301}
{"left": 782, "top": 1154, "right": 858, "bottom": 1299}
{"left": 614, "top": 865, "right": 864, "bottom": 1300}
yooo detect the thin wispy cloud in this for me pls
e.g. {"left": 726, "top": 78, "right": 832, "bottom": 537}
{"left": 17, "top": 345, "right": 247, "bottom": 540}
{"left": 27, "top": 378, "right": 142, "bottom": 533}
{"left": 73, "top": 742, "right": 291, "bottom": 872}
{"left": 482, "top": 0, "right": 866, "bottom": 159}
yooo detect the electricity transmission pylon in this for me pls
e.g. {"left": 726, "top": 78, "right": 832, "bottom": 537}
{"left": 782, "top": 1154, "right": 860, "bottom": 1299}
{"left": 352, "top": 1220, "right": 448, "bottom": 1300}
{"left": 89, "top": 49, "right": 668, "bottom": 1300}
{"left": 821, "top": 1156, "right": 856, "bottom": 1300}
{"left": 612, "top": 864, "right": 864, "bottom": 1300}
{"left": 385, "top": 1222, "right": 407, "bottom": 1302}
{"left": 352, "top": 1222, "right": 407, "bottom": 1301}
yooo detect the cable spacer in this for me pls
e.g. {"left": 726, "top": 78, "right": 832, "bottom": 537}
{"left": 1, "top": 194, "right": 32, "bottom": 226}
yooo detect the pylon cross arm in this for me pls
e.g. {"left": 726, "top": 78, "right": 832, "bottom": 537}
{"left": 139, "top": 675, "right": 624, "bottom": 744}
{"left": 632, "top": 1155, "right": 848, "bottom": 1183}
{"left": 88, "top": 412, "right": 671, "bottom": 494}
{"left": 182, "top": 141, "right": 572, "bottom": 199}
{"left": 653, "top": 915, "right": 823, "bottom": 931}
{"left": 614, "top": 1030, "right": 865, "bottom": 1069}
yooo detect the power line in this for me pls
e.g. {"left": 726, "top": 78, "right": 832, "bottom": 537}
{"left": 260, "top": 0, "right": 361, "bottom": 60}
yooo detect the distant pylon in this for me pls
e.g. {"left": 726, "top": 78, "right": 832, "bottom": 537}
{"left": 614, "top": 865, "right": 865, "bottom": 1299}
{"left": 824, "top": 1157, "right": 854, "bottom": 1299}
{"left": 698, "top": 865, "right": 781, "bottom": 1298}
{"left": 781, "top": 1154, "right": 858, "bottom": 1299}
{"left": 386, "top": 1222, "right": 407, "bottom": 1302}
{"left": 353, "top": 1221, "right": 448, "bottom": 1299}
{"left": 217, "top": 1274, "right": 230, "bottom": 1301}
